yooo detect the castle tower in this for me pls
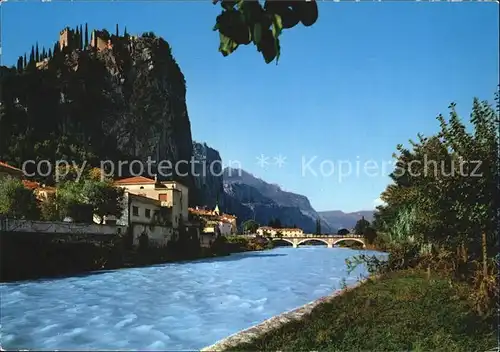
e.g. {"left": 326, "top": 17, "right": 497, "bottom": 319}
{"left": 214, "top": 203, "right": 220, "bottom": 216}
{"left": 59, "top": 27, "right": 71, "bottom": 50}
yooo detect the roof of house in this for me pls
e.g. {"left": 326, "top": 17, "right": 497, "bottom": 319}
{"left": 127, "top": 192, "right": 161, "bottom": 206}
{"left": 115, "top": 176, "right": 156, "bottom": 185}
{"left": 22, "top": 180, "right": 40, "bottom": 190}
{"left": 189, "top": 207, "right": 237, "bottom": 219}
{"left": 0, "top": 161, "right": 23, "bottom": 174}
{"left": 114, "top": 176, "right": 187, "bottom": 190}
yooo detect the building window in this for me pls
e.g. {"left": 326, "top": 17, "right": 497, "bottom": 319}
{"left": 132, "top": 206, "right": 139, "bottom": 216}
{"left": 145, "top": 209, "right": 151, "bottom": 218}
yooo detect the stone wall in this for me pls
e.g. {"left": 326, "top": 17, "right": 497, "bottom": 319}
{"left": 1, "top": 218, "right": 126, "bottom": 236}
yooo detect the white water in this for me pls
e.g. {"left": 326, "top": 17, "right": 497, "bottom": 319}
{"left": 0, "top": 246, "right": 380, "bottom": 350}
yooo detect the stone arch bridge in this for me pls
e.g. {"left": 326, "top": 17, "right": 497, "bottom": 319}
{"left": 272, "top": 234, "right": 366, "bottom": 248}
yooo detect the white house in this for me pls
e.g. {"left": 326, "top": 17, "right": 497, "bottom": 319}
{"left": 112, "top": 176, "right": 195, "bottom": 247}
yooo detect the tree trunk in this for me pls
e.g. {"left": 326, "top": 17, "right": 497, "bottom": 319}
{"left": 481, "top": 232, "right": 487, "bottom": 277}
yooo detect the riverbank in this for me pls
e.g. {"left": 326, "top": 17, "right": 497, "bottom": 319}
{"left": 0, "top": 233, "right": 272, "bottom": 282}
{"left": 216, "top": 270, "right": 496, "bottom": 351}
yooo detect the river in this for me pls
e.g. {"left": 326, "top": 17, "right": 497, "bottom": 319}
{"left": 0, "top": 246, "right": 381, "bottom": 350}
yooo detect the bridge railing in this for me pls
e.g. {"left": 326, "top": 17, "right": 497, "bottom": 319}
{"left": 272, "top": 234, "right": 364, "bottom": 238}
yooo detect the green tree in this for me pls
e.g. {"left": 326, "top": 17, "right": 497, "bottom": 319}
{"left": 376, "top": 95, "right": 499, "bottom": 276}
{"left": 79, "top": 25, "right": 84, "bottom": 49}
{"left": 39, "top": 193, "right": 59, "bottom": 221}
{"left": 0, "top": 177, "right": 40, "bottom": 220}
{"left": 82, "top": 179, "right": 125, "bottom": 223}
{"left": 354, "top": 216, "right": 370, "bottom": 235}
{"left": 212, "top": 0, "right": 319, "bottom": 64}
{"left": 84, "top": 23, "right": 89, "bottom": 47}
{"left": 56, "top": 181, "right": 88, "bottom": 221}
{"left": 337, "top": 228, "right": 349, "bottom": 236}
{"left": 243, "top": 219, "right": 259, "bottom": 234}
{"left": 82, "top": 180, "right": 124, "bottom": 223}
{"left": 315, "top": 218, "right": 321, "bottom": 235}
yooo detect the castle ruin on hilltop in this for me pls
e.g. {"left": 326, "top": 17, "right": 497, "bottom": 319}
{"left": 59, "top": 27, "right": 113, "bottom": 52}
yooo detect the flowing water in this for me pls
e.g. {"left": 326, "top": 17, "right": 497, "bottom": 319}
{"left": 0, "top": 246, "right": 382, "bottom": 350}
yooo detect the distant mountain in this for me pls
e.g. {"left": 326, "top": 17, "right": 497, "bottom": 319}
{"left": 222, "top": 168, "right": 332, "bottom": 233}
{"left": 318, "top": 210, "right": 375, "bottom": 231}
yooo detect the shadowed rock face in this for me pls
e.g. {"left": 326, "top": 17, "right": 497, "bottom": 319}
{"left": 188, "top": 141, "right": 330, "bottom": 233}
{"left": 222, "top": 168, "right": 332, "bottom": 233}
{"left": 192, "top": 141, "right": 223, "bottom": 208}
{"left": 0, "top": 30, "right": 195, "bottom": 201}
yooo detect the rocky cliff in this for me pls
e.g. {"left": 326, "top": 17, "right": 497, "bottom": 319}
{"left": 192, "top": 141, "right": 223, "bottom": 207}
{"left": 0, "top": 27, "right": 194, "bottom": 198}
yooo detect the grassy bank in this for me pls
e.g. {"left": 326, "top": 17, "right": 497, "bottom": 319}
{"left": 227, "top": 270, "right": 497, "bottom": 352}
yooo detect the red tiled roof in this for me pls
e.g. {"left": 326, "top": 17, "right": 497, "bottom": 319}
{"left": 0, "top": 161, "right": 22, "bottom": 173}
{"left": 22, "top": 180, "right": 40, "bottom": 190}
{"left": 114, "top": 176, "right": 156, "bottom": 185}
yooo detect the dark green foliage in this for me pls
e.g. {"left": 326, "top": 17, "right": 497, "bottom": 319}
{"left": 354, "top": 216, "right": 370, "bottom": 235}
{"left": 39, "top": 193, "right": 59, "bottom": 221}
{"left": 0, "top": 177, "right": 40, "bottom": 220}
{"left": 363, "top": 94, "right": 499, "bottom": 316}
{"left": 79, "top": 25, "right": 84, "bottom": 49}
{"left": 337, "top": 228, "right": 349, "bottom": 236}
{"left": 315, "top": 218, "right": 321, "bottom": 235}
{"left": 82, "top": 179, "right": 125, "bottom": 223}
{"left": 84, "top": 23, "right": 89, "bottom": 47}
{"left": 242, "top": 219, "right": 259, "bottom": 233}
{"left": 16, "top": 57, "right": 23, "bottom": 72}
{"left": 212, "top": 0, "right": 319, "bottom": 64}
{"left": 138, "top": 232, "right": 149, "bottom": 251}
{"left": 268, "top": 217, "right": 282, "bottom": 228}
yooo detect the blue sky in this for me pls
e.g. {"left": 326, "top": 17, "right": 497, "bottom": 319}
{"left": 1, "top": 2, "right": 498, "bottom": 212}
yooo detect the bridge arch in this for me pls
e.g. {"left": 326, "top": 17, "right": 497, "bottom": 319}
{"left": 296, "top": 238, "right": 329, "bottom": 247}
{"left": 271, "top": 238, "right": 294, "bottom": 246}
{"left": 332, "top": 237, "right": 365, "bottom": 248}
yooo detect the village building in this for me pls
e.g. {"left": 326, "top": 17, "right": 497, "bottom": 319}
{"left": 112, "top": 176, "right": 199, "bottom": 247}
{"left": 188, "top": 204, "right": 237, "bottom": 247}
{"left": 256, "top": 226, "right": 304, "bottom": 237}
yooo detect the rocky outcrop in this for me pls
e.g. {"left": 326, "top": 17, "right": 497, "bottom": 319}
{"left": 222, "top": 168, "right": 331, "bottom": 233}
{"left": 0, "top": 28, "right": 195, "bottom": 199}
{"left": 192, "top": 141, "right": 223, "bottom": 207}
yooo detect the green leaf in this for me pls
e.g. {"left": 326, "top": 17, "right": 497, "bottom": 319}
{"left": 236, "top": 0, "right": 245, "bottom": 10}
{"left": 271, "top": 13, "right": 283, "bottom": 39}
{"left": 219, "top": 32, "right": 238, "bottom": 56}
{"left": 253, "top": 23, "right": 262, "bottom": 45}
